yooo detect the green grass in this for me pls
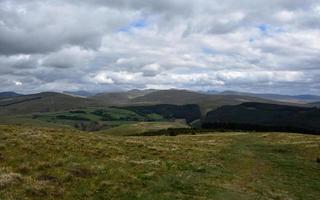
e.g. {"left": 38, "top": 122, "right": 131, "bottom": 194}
{"left": 0, "top": 107, "right": 169, "bottom": 132}
{"left": 99, "top": 121, "right": 189, "bottom": 136}
{"left": 0, "top": 125, "right": 319, "bottom": 199}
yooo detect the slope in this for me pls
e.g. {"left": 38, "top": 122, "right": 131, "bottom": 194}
{"left": 220, "top": 91, "right": 320, "bottom": 103}
{"left": 131, "top": 89, "right": 291, "bottom": 113}
{"left": 0, "top": 125, "right": 319, "bottom": 199}
{"left": 0, "top": 92, "right": 101, "bottom": 115}
{"left": 203, "top": 102, "right": 320, "bottom": 133}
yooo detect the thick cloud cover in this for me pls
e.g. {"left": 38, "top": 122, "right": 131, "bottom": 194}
{"left": 0, "top": 0, "right": 320, "bottom": 94}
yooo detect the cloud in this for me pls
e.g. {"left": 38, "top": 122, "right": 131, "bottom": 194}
{"left": 141, "top": 63, "right": 161, "bottom": 76}
{"left": 41, "top": 46, "right": 95, "bottom": 68}
{"left": 0, "top": 0, "right": 320, "bottom": 94}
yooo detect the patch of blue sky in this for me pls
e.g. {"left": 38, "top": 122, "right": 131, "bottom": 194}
{"left": 256, "top": 24, "right": 285, "bottom": 39}
{"left": 258, "top": 24, "right": 269, "bottom": 33}
{"left": 202, "top": 47, "right": 218, "bottom": 55}
{"left": 117, "top": 19, "right": 147, "bottom": 33}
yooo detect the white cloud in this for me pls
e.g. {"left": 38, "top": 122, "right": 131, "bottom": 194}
{"left": 0, "top": 0, "right": 320, "bottom": 94}
{"left": 14, "top": 81, "right": 22, "bottom": 86}
{"left": 91, "top": 72, "right": 114, "bottom": 84}
{"left": 141, "top": 63, "right": 161, "bottom": 76}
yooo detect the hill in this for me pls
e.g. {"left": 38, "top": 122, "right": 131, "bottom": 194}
{"left": 63, "top": 91, "right": 98, "bottom": 98}
{"left": 120, "top": 104, "right": 201, "bottom": 123}
{"left": 99, "top": 121, "right": 188, "bottom": 136}
{"left": 0, "top": 92, "right": 23, "bottom": 100}
{"left": 203, "top": 102, "right": 320, "bottom": 134}
{"left": 131, "top": 89, "right": 292, "bottom": 113}
{"left": 0, "top": 89, "right": 309, "bottom": 116}
{"left": 0, "top": 125, "right": 319, "bottom": 199}
{"left": 0, "top": 92, "right": 100, "bottom": 115}
{"left": 90, "top": 89, "right": 156, "bottom": 105}
{"left": 219, "top": 91, "right": 320, "bottom": 103}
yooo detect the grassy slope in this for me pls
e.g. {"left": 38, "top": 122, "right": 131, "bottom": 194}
{"left": 1, "top": 125, "right": 320, "bottom": 199}
{"left": 0, "top": 92, "right": 101, "bottom": 115}
{"left": 0, "top": 107, "right": 163, "bottom": 132}
{"left": 130, "top": 90, "right": 298, "bottom": 114}
{"left": 100, "top": 121, "right": 189, "bottom": 136}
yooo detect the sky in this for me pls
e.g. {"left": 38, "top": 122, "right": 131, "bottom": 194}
{"left": 1, "top": 0, "right": 320, "bottom": 94}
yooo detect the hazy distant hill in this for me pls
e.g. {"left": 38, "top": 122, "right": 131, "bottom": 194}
{"left": 0, "top": 89, "right": 310, "bottom": 116}
{"left": 91, "top": 89, "right": 156, "bottom": 105}
{"left": 0, "top": 92, "right": 100, "bottom": 115}
{"left": 131, "top": 89, "right": 291, "bottom": 113}
{"left": 203, "top": 102, "right": 320, "bottom": 134}
{"left": 219, "top": 91, "right": 320, "bottom": 103}
{"left": 63, "top": 91, "right": 98, "bottom": 97}
{"left": 0, "top": 92, "right": 23, "bottom": 100}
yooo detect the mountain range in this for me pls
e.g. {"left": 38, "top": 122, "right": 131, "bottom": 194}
{"left": 0, "top": 89, "right": 316, "bottom": 116}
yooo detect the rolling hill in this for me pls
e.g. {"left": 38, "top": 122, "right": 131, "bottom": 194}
{"left": 1, "top": 125, "right": 320, "bottom": 199}
{"left": 90, "top": 89, "right": 156, "bottom": 105}
{"left": 0, "top": 92, "right": 23, "bottom": 100}
{"left": 63, "top": 91, "right": 98, "bottom": 98}
{"left": 131, "top": 89, "right": 296, "bottom": 113}
{"left": 0, "top": 92, "right": 101, "bottom": 115}
{"left": 0, "top": 89, "right": 311, "bottom": 117}
{"left": 203, "top": 102, "right": 320, "bottom": 134}
{"left": 219, "top": 91, "right": 320, "bottom": 103}
{"left": 120, "top": 104, "right": 201, "bottom": 123}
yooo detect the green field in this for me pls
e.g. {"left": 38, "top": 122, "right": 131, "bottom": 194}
{"left": 0, "top": 107, "right": 172, "bottom": 132}
{"left": 0, "top": 125, "right": 319, "bottom": 199}
{"left": 99, "top": 121, "right": 189, "bottom": 136}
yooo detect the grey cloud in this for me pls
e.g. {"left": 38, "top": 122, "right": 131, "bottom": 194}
{"left": 0, "top": 0, "right": 137, "bottom": 55}
{"left": 0, "top": 0, "right": 320, "bottom": 94}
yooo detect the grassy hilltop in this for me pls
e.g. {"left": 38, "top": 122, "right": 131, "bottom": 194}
{"left": 1, "top": 125, "right": 320, "bottom": 199}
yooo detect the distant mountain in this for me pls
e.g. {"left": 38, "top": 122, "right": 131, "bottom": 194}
{"left": 0, "top": 92, "right": 101, "bottom": 115}
{"left": 203, "top": 102, "right": 320, "bottom": 134}
{"left": 202, "top": 90, "right": 219, "bottom": 95}
{"left": 91, "top": 89, "right": 156, "bottom": 105}
{"left": 0, "top": 92, "right": 23, "bottom": 100}
{"left": 219, "top": 91, "right": 320, "bottom": 103}
{"left": 0, "top": 89, "right": 310, "bottom": 116}
{"left": 63, "top": 91, "right": 98, "bottom": 97}
{"left": 131, "top": 89, "right": 289, "bottom": 113}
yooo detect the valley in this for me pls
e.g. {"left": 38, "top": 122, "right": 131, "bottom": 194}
{"left": 0, "top": 89, "right": 320, "bottom": 199}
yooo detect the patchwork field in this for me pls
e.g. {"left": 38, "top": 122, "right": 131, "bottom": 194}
{"left": 0, "top": 125, "right": 319, "bottom": 199}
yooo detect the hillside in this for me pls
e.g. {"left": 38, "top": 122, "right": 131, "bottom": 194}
{"left": 0, "top": 92, "right": 22, "bottom": 100}
{"left": 91, "top": 89, "right": 156, "bottom": 105}
{"left": 63, "top": 91, "right": 98, "bottom": 98}
{"left": 0, "top": 89, "right": 310, "bottom": 117}
{"left": 0, "top": 92, "right": 100, "bottom": 115}
{"left": 219, "top": 91, "right": 320, "bottom": 103}
{"left": 120, "top": 104, "right": 201, "bottom": 123}
{"left": 131, "top": 89, "right": 291, "bottom": 113}
{"left": 99, "top": 121, "right": 188, "bottom": 136}
{"left": 203, "top": 102, "right": 320, "bottom": 133}
{"left": 0, "top": 125, "right": 319, "bottom": 199}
